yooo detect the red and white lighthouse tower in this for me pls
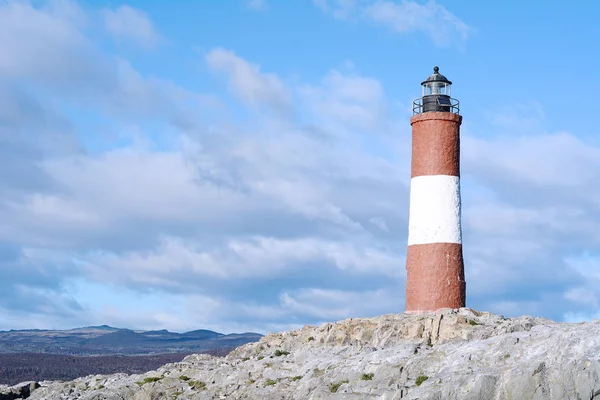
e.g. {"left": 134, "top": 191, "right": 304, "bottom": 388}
{"left": 405, "top": 66, "right": 466, "bottom": 313}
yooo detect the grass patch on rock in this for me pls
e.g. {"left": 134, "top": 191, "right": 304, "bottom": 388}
{"left": 415, "top": 375, "right": 429, "bottom": 386}
{"left": 136, "top": 376, "right": 161, "bottom": 386}
{"left": 188, "top": 380, "right": 207, "bottom": 390}
{"left": 329, "top": 380, "right": 349, "bottom": 393}
{"left": 361, "top": 373, "right": 374, "bottom": 381}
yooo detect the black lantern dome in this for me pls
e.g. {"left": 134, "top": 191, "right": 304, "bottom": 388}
{"left": 413, "top": 66, "right": 459, "bottom": 114}
{"left": 421, "top": 66, "right": 452, "bottom": 87}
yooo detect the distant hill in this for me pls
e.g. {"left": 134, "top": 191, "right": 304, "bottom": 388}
{"left": 180, "top": 329, "right": 223, "bottom": 340}
{"left": 84, "top": 330, "right": 154, "bottom": 346}
{"left": 74, "top": 325, "right": 119, "bottom": 331}
{"left": 137, "top": 329, "right": 181, "bottom": 340}
{"left": 0, "top": 326, "right": 262, "bottom": 356}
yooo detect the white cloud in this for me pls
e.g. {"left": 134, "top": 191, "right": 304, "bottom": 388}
{"left": 101, "top": 5, "right": 162, "bottom": 49}
{"left": 280, "top": 287, "right": 402, "bottom": 321}
{"left": 564, "top": 287, "right": 597, "bottom": 307}
{"left": 457, "top": 118, "right": 600, "bottom": 320}
{"left": 463, "top": 132, "right": 600, "bottom": 189}
{"left": 1, "top": 0, "right": 600, "bottom": 334}
{"left": 313, "top": 0, "right": 358, "bottom": 19}
{"left": 369, "top": 217, "right": 389, "bottom": 231}
{"left": 313, "top": 0, "right": 328, "bottom": 12}
{"left": 73, "top": 235, "right": 401, "bottom": 291}
{"left": 483, "top": 102, "right": 547, "bottom": 134}
{"left": 206, "top": 48, "right": 291, "bottom": 112}
{"left": 364, "top": 0, "right": 470, "bottom": 46}
{"left": 314, "top": 0, "right": 471, "bottom": 47}
{"left": 563, "top": 312, "right": 600, "bottom": 323}
{"left": 0, "top": 0, "right": 106, "bottom": 86}
{"left": 560, "top": 253, "right": 600, "bottom": 320}
{"left": 299, "top": 70, "right": 387, "bottom": 131}
{"left": 0, "top": 13, "right": 410, "bottom": 330}
{"left": 246, "top": 0, "right": 268, "bottom": 11}
{"left": 10, "top": 194, "right": 102, "bottom": 228}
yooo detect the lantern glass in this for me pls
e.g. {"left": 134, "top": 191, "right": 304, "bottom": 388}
{"left": 422, "top": 82, "right": 451, "bottom": 96}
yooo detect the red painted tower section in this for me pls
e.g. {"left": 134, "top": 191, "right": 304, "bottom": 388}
{"left": 405, "top": 67, "right": 466, "bottom": 313}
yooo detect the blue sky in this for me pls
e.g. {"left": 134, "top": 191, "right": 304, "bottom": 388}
{"left": 1, "top": 0, "right": 599, "bottom": 334}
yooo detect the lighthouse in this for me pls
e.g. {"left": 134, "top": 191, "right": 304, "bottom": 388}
{"left": 405, "top": 66, "right": 466, "bottom": 313}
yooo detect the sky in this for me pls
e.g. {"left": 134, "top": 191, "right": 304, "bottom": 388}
{"left": 1, "top": 0, "right": 600, "bottom": 334}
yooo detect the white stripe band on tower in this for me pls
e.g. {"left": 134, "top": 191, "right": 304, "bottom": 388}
{"left": 407, "top": 174, "right": 462, "bottom": 246}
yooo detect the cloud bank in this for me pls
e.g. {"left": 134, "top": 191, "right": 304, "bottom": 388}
{"left": 0, "top": 0, "right": 597, "bottom": 334}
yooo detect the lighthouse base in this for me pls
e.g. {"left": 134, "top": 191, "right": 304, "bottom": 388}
{"left": 405, "top": 242, "right": 466, "bottom": 312}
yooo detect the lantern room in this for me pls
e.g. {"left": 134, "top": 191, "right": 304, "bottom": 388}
{"left": 413, "top": 66, "right": 459, "bottom": 114}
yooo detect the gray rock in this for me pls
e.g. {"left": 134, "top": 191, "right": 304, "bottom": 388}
{"left": 15, "top": 308, "right": 600, "bottom": 399}
{"left": 0, "top": 381, "right": 40, "bottom": 399}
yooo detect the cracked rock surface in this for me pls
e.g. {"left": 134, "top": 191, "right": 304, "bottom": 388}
{"left": 5, "top": 308, "right": 600, "bottom": 399}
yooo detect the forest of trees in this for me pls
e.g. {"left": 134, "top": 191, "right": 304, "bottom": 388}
{"left": 0, "top": 348, "right": 231, "bottom": 386}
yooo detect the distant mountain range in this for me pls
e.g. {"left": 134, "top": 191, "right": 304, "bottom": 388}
{"left": 0, "top": 325, "right": 262, "bottom": 356}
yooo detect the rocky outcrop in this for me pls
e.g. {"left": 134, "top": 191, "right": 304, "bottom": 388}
{"left": 0, "top": 381, "right": 40, "bottom": 400}
{"left": 12, "top": 308, "right": 600, "bottom": 399}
